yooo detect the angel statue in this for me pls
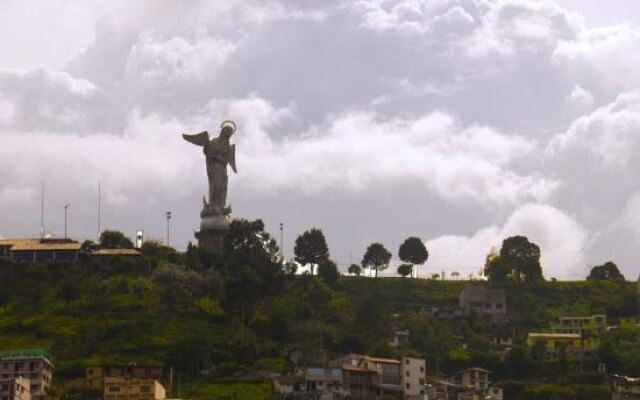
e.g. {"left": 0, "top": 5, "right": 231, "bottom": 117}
{"left": 183, "top": 121, "right": 237, "bottom": 217}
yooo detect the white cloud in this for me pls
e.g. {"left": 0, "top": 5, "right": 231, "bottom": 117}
{"left": 237, "top": 110, "right": 556, "bottom": 207}
{"left": 426, "top": 203, "right": 588, "bottom": 279}
{"left": 567, "top": 85, "right": 594, "bottom": 107}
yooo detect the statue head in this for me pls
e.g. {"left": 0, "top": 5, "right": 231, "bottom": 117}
{"left": 220, "top": 120, "right": 236, "bottom": 138}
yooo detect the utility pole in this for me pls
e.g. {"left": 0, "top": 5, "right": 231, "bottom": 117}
{"left": 279, "top": 222, "right": 284, "bottom": 258}
{"left": 97, "top": 181, "right": 101, "bottom": 242}
{"left": 64, "top": 204, "right": 70, "bottom": 239}
{"left": 166, "top": 211, "right": 172, "bottom": 246}
{"left": 40, "top": 182, "right": 45, "bottom": 239}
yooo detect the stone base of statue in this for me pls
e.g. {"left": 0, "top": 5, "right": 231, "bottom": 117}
{"left": 196, "top": 213, "right": 230, "bottom": 253}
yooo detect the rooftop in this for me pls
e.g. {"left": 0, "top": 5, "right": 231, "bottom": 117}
{"left": 0, "top": 349, "right": 52, "bottom": 359}
{"left": 92, "top": 248, "right": 142, "bottom": 256}
{"left": 527, "top": 333, "right": 581, "bottom": 339}
{"left": 364, "top": 356, "right": 401, "bottom": 364}
{"left": 0, "top": 238, "right": 82, "bottom": 251}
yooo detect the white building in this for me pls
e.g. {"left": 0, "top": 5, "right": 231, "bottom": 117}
{"left": 402, "top": 357, "right": 426, "bottom": 397}
{"left": 0, "top": 377, "right": 31, "bottom": 400}
{"left": 0, "top": 350, "right": 53, "bottom": 397}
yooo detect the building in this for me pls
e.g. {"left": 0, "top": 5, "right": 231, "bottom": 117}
{"left": 0, "top": 239, "right": 82, "bottom": 263}
{"left": 526, "top": 333, "right": 584, "bottom": 358}
{"left": 0, "top": 349, "right": 54, "bottom": 397}
{"left": 363, "top": 356, "right": 402, "bottom": 395}
{"left": 389, "top": 330, "right": 410, "bottom": 348}
{"left": 103, "top": 377, "right": 165, "bottom": 400}
{"left": 342, "top": 365, "right": 379, "bottom": 400}
{"left": 459, "top": 284, "right": 506, "bottom": 319}
{"left": 304, "top": 367, "right": 345, "bottom": 396}
{"left": 0, "top": 377, "right": 31, "bottom": 400}
{"left": 551, "top": 315, "right": 606, "bottom": 336}
{"left": 421, "top": 305, "right": 464, "bottom": 320}
{"left": 402, "top": 357, "right": 426, "bottom": 397}
{"left": 272, "top": 375, "right": 304, "bottom": 396}
{"left": 611, "top": 375, "right": 640, "bottom": 400}
{"left": 450, "top": 368, "right": 491, "bottom": 392}
{"left": 86, "top": 365, "right": 172, "bottom": 394}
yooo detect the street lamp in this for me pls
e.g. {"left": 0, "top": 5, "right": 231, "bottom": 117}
{"left": 64, "top": 204, "right": 70, "bottom": 239}
{"left": 166, "top": 211, "right": 172, "bottom": 246}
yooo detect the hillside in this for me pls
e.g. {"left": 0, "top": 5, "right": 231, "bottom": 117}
{"left": 0, "top": 226, "right": 639, "bottom": 399}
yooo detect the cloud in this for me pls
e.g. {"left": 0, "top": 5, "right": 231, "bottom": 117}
{"left": 567, "top": 85, "right": 594, "bottom": 107}
{"left": 238, "top": 110, "right": 556, "bottom": 207}
{"left": 426, "top": 203, "right": 588, "bottom": 279}
{"left": 0, "top": 0, "right": 640, "bottom": 278}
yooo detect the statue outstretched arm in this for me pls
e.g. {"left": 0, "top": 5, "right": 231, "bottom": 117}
{"left": 182, "top": 131, "right": 210, "bottom": 146}
{"left": 229, "top": 144, "right": 237, "bottom": 173}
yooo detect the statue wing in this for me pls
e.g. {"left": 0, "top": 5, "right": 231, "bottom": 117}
{"left": 182, "top": 131, "right": 209, "bottom": 146}
{"left": 229, "top": 144, "right": 237, "bottom": 173}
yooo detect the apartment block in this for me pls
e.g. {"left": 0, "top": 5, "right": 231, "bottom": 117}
{"left": 104, "top": 377, "right": 166, "bottom": 400}
{"left": 0, "top": 350, "right": 53, "bottom": 397}
{"left": 0, "top": 377, "right": 31, "bottom": 400}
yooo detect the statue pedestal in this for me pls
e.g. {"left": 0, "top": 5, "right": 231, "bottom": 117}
{"left": 196, "top": 214, "right": 230, "bottom": 253}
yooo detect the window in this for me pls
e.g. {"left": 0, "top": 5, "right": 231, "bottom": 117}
{"left": 139, "top": 386, "right": 151, "bottom": 393}
{"left": 109, "top": 386, "right": 121, "bottom": 392}
{"left": 496, "top": 303, "right": 503, "bottom": 309}
{"left": 405, "top": 371, "right": 410, "bottom": 377}
{"left": 405, "top": 359, "right": 410, "bottom": 365}
{"left": 406, "top": 383, "right": 410, "bottom": 389}
{"left": 420, "top": 366, "right": 424, "bottom": 372}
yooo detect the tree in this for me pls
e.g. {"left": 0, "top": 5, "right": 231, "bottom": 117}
{"left": 318, "top": 259, "right": 340, "bottom": 287}
{"left": 361, "top": 243, "right": 392, "bottom": 278}
{"left": 484, "top": 237, "right": 543, "bottom": 283}
{"left": 99, "top": 230, "right": 134, "bottom": 249}
{"left": 294, "top": 228, "right": 329, "bottom": 275}
{"left": 222, "top": 219, "right": 285, "bottom": 311}
{"left": 348, "top": 263, "right": 362, "bottom": 276}
{"left": 398, "top": 237, "right": 429, "bottom": 278}
{"left": 500, "top": 236, "right": 543, "bottom": 282}
{"left": 588, "top": 261, "right": 625, "bottom": 281}
{"left": 397, "top": 263, "right": 413, "bottom": 278}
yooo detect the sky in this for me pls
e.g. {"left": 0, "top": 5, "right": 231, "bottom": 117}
{"left": 1, "top": 0, "right": 639, "bottom": 280}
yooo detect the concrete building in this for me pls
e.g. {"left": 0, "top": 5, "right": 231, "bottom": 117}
{"left": 611, "top": 375, "right": 640, "bottom": 400}
{"left": 402, "top": 357, "right": 426, "bottom": 397}
{"left": 450, "top": 368, "right": 491, "bottom": 391}
{"left": 342, "top": 365, "right": 379, "bottom": 400}
{"left": 526, "top": 333, "right": 585, "bottom": 358}
{"left": 86, "top": 365, "right": 172, "bottom": 394}
{"left": 0, "top": 377, "right": 30, "bottom": 400}
{"left": 459, "top": 284, "right": 506, "bottom": 320}
{"left": 389, "top": 330, "right": 410, "bottom": 348}
{"left": 0, "top": 349, "right": 53, "bottom": 397}
{"left": 272, "top": 375, "right": 304, "bottom": 396}
{"left": 304, "top": 367, "right": 345, "bottom": 396}
{"left": 551, "top": 315, "right": 606, "bottom": 335}
{"left": 0, "top": 239, "right": 82, "bottom": 263}
{"left": 104, "top": 377, "right": 166, "bottom": 400}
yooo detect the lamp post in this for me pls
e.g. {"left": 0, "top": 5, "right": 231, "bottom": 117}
{"left": 166, "top": 211, "right": 172, "bottom": 246}
{"left": 64, "top": 204, "right": 70, "bottom": 239}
